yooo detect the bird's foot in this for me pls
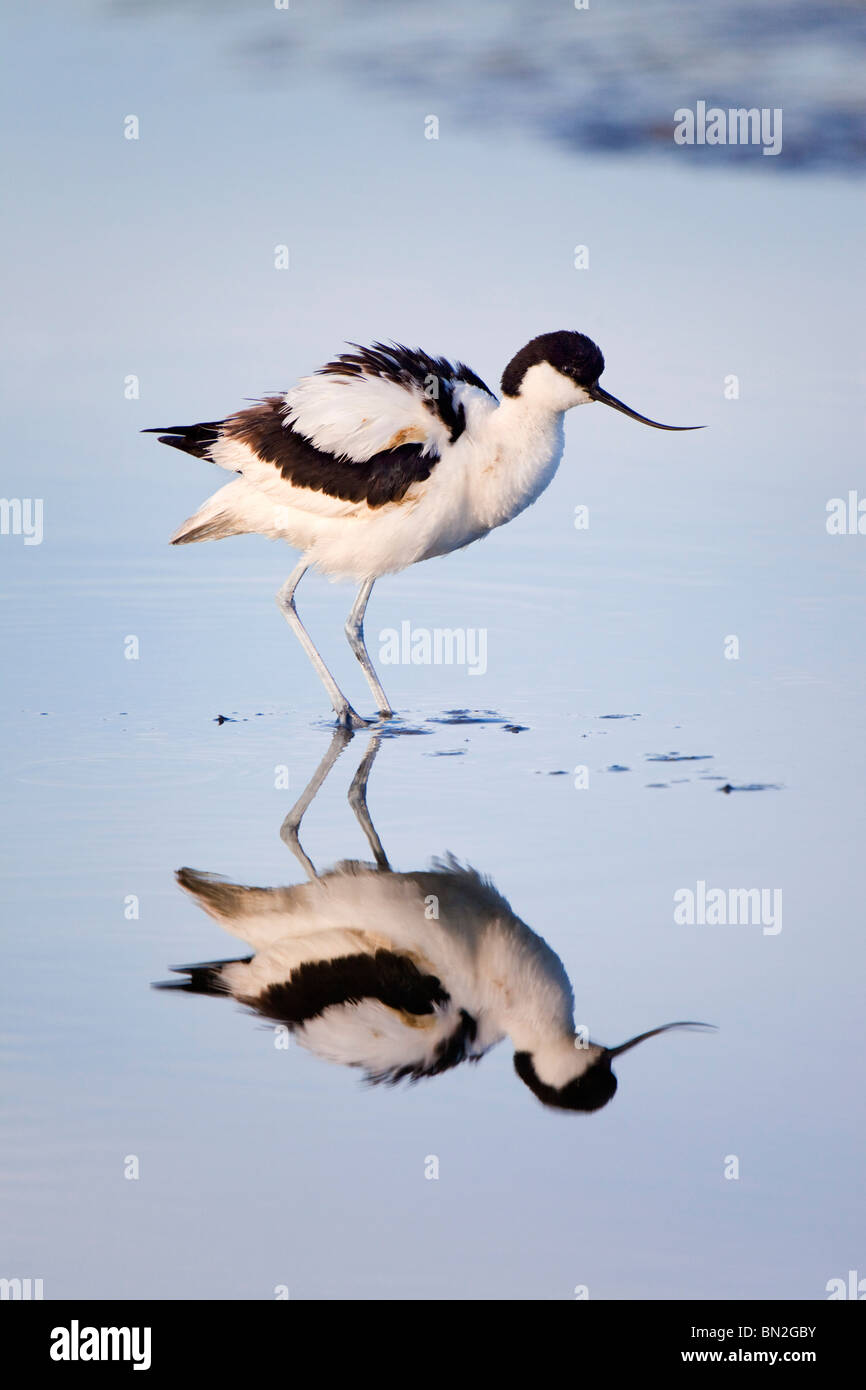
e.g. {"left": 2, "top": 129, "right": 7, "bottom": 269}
{"left": 335, "top": 705, "right": 372, "bottom": 730}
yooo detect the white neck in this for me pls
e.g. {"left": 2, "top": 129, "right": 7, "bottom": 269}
{"left": 478, "top": 920, "right": 579, "bottom": 1056}
{"left": 524, "top": 1037, "right": 607, "bottom": 1088}
{"left": 510, "top": 361, "right": 594, "bottom": 414}
{"left": 468, "top": 365, "right": 594, "bottom": 531}
{"left": 417, "top": 364, "right": 593, "bottom": 568}
{"left": 470, "top": 393, "right": 566, "bottom": 531}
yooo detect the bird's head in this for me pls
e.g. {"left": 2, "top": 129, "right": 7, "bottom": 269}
{"left": 513, "top": 1020, "right": 714, "bottom": 1113}
{"left": 501, "top": 330, "right": 701, "bottom": 430}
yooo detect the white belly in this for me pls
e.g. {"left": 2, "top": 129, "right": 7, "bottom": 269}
{"left": 194, "top": 405, "right": 567, "bottom": 583}
{"left": 307, "top": 417, "right": 566, "bottom": 581}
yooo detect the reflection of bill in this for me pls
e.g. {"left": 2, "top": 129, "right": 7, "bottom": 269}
{"left": 157, "top": 731, "right": 713, "bottom": 1112}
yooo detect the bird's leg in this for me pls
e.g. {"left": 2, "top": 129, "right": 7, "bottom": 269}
{"left": 280, "top": 727, "right": 353, "bottom": 878}
{"left": 276, "top": 561, "right": 369, "bottom": 729}
{"left": 345, "top": 578, "right": 394, "bottom": 718}
{"left": 347, "top": 733, "right": 390, "bottom": 870}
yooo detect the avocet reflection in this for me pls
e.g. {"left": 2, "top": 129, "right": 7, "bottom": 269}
{"left": 157, "top": 732, "right": 713, "bottom": 1111}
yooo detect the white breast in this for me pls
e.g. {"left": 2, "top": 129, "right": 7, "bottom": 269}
{"left": 198, "top": 385, "right": 569, "bottom": 582}
{"left": 302, "top": 390, "right": 566, "bottom": 580}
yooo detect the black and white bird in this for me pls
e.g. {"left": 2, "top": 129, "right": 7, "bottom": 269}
{"left": 159, "top": 731, "right": 712, "bottom": 1111}
{"left": 165, "top": 861, "right": 711, "bottom": 1110}
{"left": 147, "top": 332, "right": 700, "bottom": 726}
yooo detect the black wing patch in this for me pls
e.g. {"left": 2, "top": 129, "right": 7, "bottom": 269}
{"left": 251, "top": 949, "right": 449, "bottom": 1025}
{"left": 156, "top": 948, "right": 481, "bottom": 1085}
{"left": 145, "top": 343, "right": 495, "bottom": 508}
{"left": 254, "top": 949, "right": 479, "bottom": 1085}
{"left": 318, "top": 341, "right": 496, "bottom": 445}
{"left": 224, "top": 396, "right": 437, "bottom": 508}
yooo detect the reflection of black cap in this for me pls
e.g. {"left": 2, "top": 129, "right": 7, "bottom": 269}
{"left": 513, "top": 1051, "right": 618, "bottom": 1112}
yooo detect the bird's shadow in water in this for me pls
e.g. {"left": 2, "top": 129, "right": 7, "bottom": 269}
{"left": 155, "top": 730, "right": 714, "bottom": 1112}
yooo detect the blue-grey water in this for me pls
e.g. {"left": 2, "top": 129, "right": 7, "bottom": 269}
{"left": 1, "top": 1, "right": 864, "bottom": 1299}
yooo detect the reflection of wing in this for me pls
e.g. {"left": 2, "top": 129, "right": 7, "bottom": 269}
{"left": 298, "top": 997, "right": 481, "bottom": 1086}
{"left": 166, "top": 866, "right": 500, "bottom": 1083}
{"left": 243, "top": 948, "right": 483, "bottom": 1085}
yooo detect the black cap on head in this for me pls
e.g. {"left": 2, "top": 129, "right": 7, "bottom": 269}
{"left": 501, "top": 330, "right": 703, "bottom": 430}
{"left": 501, "top": 331, "right": 605, "bottom": 397}
{"left": 513, "top": 1050, "right": 618, "bottom": 1112}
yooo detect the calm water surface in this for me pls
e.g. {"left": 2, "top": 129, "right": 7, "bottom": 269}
{"left": 1, "top": 2, "right": 864, "bottom": 1299}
